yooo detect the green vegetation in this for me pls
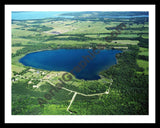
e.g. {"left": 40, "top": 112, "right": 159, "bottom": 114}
{"left": 99, "top": 46, "right": 148, "bottom": 114}
{"left": 12, "top": 12, "right": 148, "bottom": 115}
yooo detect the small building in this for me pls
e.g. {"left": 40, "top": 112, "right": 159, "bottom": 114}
{"left": 28, "top": 81, "right": 32, "bottom": 84}
{"left": 29, "top": 69, "right": 36, "bottom": 72}
{"left": 33, "top": 85, "right": 38, "bottom": 88}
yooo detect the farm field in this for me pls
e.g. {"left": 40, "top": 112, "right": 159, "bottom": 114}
{"left": 11, "top": 11, "right": 149, "bottom": 115}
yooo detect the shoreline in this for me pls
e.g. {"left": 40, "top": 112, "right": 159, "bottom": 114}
{"left": 16, "top": 48, "right": 123, "bottom": 81}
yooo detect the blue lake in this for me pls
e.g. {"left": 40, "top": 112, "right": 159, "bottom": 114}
{"left": 12, "top": 11, "right": 74, "bottom": 20}
{"left": 19, "top": 49, "right": 122, "bottom": 80}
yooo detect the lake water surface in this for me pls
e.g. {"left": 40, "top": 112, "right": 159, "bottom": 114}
{"left": 12, "top": 11, "right": 148, "bottom": 20}
{"left": 19, "top": 49, "right": 122, "bottom": 80}
{"left": 12, "top": 11, "right": 74, "bottom": 20}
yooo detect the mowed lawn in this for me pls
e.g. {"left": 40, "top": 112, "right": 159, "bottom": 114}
{"left": 139, "top": 47, "right": 149, "bottom": 56}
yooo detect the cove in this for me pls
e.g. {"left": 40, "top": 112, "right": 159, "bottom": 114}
{"left": 19, "top": 49, "right": 122, "bottom": 80}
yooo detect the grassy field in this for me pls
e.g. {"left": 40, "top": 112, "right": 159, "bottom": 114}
{"left": 137, "top": 59, "right": 149, "bottom": 75}
{"left": 12, "top": 47, "right": 24, "bottom": 53}
{"left": 139, "top": 47, "right": 149, "bottom": 56}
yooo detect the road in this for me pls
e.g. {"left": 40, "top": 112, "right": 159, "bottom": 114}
{"left": 67, "top": 92, "right": 77, "bottom": 114}
{"left": 45, "top": 79, "right": 112, "bottom": 114}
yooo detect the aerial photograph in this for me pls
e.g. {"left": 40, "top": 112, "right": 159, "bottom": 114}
{"left": 11, "top": 11, "right": 149, "bottom": 115}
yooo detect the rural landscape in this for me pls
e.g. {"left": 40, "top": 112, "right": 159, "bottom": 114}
{"left": 12, "top": 11, "right": 149, "bottom": 115}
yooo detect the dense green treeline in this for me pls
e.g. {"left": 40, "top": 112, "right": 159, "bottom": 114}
{"left": 138, "top": 55, "right": 148, "bottom": 61}
{"left": 105, "top": 26, "right": 148, "bottom": 31}
{"left": 12, "top": 80, "right": 72, "bottom": 115}
{"left": 18, "top": 32, "right": 147, "bottom": 43}
{"left": 12, "top": 43, "right": 52, "bottom": 57}
{"left": 15, "top": 24, "right": 53, "bottom": 32}
{"left": 137, "top": 36, "right": 148, "bottom": 48}
{"left": 97, "top": 45, "right": 148, "bottom": 114}
{"left": 12, "top": 43, "right": 91, "bottom": 58}
{"left": 12, "top": 79, "right": 45, "bottom": 115}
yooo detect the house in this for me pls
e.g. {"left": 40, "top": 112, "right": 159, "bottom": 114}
{"left": 28, "top": 81, "right": 32, "bottom": 84}
{"left": 33, "top": 85, "right": 38, "bottom": 88}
